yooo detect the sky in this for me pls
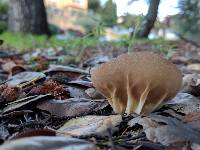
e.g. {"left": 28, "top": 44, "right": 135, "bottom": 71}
{"left": 101, "top": 0, "right": 179, "bottom": 20}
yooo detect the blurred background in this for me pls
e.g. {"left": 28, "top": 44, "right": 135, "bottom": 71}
{"left": 0, "top": 0, "right": 199, "bottom": 60}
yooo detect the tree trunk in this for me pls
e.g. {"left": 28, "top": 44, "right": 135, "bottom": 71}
{"left": 8, "top": 0, "right": 49, "bottom": 35}
{"left": 136, "top": 0, "right": 160, "bottom": 38}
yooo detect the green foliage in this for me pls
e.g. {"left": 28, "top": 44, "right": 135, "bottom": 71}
{"left": 0, "top": 0, "right": 8, "bottom": 33}
{"left": 88, "top": 0, "right": 117, "bottom": 27}
{"left": 115, "top": 34, "right": 175, "bottom": 58}
{"left": 175, "top": 0, "right": 200, "bottom": 37}
{"left": 75, "top": 11, "right": 103, "bottom": 34}
{"left": 101, "top": 0, "right": 117, "bottom": 27}
{"left": 88, "top": 0, "right": 101, "bottom": 13}
{"left": 151, "top": 38, "right": 176, "bottom": 58}
{"left": 0, "top": 32, "right": 48, "bottom": 51}
{"left": 0, "top": 20, "right": 6, "bottom": 33}
{"left": 119, "top": 14, "right": 144, "bottom": 29}
{"left": 48, "top": 24, "right": 61, "bottom": 35}
{"left": 0, "top": 32, "right": 99, "bottom": 52}
{"left": 0, "top": 0, "right": 8, "bottom": 16}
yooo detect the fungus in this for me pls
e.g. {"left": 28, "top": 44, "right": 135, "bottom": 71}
{"left": 91, "top": 52, "right": 182, "bottom": 115}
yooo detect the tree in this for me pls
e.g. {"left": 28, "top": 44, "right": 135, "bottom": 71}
{"left": 8, "top": 0, "right": 49, "bottom": 35}
{"left": 175, "top": 0, "right": 200, "bottom": 37}
{"left": 0, "top": 1, "right": 8, "bottom": 33}
{"left": 101, "top": 0, "right": 117, "bottom": 27}
{"left": 88, "top": 0, "right": 101, "bottom": 13}
{"left": 135, "top": 0, "right": 160, "bottom": 38}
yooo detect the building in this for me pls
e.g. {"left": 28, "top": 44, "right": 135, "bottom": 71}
{"left": 44, "top": 0, "right": 88, "bottom": 32}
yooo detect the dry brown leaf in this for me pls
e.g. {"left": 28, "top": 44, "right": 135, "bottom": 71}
{"left": 37, "top": 98, "right": 108, "bottom": 117}
{"left": 9, "top": 65, "right": 26, "bottom": 77}
{"left": 30, "top": 80, "right": 69, "bottom": 99}
{"left": 44, "top": 65, "right": 88, "bottom": 81}
{"left": 57, "top": 115, "right": 122, "bottom": 136}
{"left": 0, "top": 85, "right": 21, "bottom": 103}
{"left": 9, "top": 128, "right": 56, "bottom": 140}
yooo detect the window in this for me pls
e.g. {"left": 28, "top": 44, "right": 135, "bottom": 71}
{"left": 72, "top": 0, "right": 84, "bottom": 5}
{"left": 69, "top": 9, "right": 81, "bottom": 17}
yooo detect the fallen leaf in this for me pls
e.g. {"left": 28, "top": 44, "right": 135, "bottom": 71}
{"left": 9, "top": 128, "right": 56, "bottom": 140}
{"left": 2, "top": 94, "right": 51, "bottom": 114}
{"left": 187, "top": 64, "right": 200, "bottom": 72}
{"left": 1, "top": 61, "right": 16, "bottom": 73}
{"left": 128, "top": 114, "right": 200, "bottom": 146}
{"left": 29, "top": 80, "right": 69, "bottom": 99}
{"left": 57, "top": 115, "right": 122, "bottom": 136}
{"left": 0, "top": 125, "right": 9, "bottom": 142}
{"left": 191, "top": 143, "right": 200, "bottom": 150}
{"left": 68, "top": 87, "right": 90, "bottom": 99}
{"left": 9, "top": 65, "right": 26, "bottom": 77}
{"left": 0, "top": 136, "right": 96, "bottom": 150}
{"left": 44, "top": 64, "right": 88, "bottom": 75}
{"left": 67, "top": 80, "right": 93, "bottom": 88}
{"left": 0, "top": 85, "right": 21, "bottom": 103}
{"left": 182, "top": 74, "right": 200, "bottom": 96}
{"left": 183, "top": 111, "right": 200, "bottom": 131}
{"left": 85, "top": 88, "right": 105, "bottom": 99}
{"left": 37, "top": 98, "right": 107, "bottom": 117}
{"left": 171, "top": 56, "right": 188, "bottom": 65}
{"left": 166, "top": 141, "right": 194, "bottom": 150}
{"left": 0, "top": 74, "right": 8, "bottom": 83}
{"left": 7, "top": 71, "right": 46, "bottom": 86}
{"left": 81, "top": 54, "right": 110, "bottom": 67}
{"left": 167, "top": 93, "right": 200, "bottom": 114}
{"left": 0, "top": 110, "right": 33, "bottom": 119}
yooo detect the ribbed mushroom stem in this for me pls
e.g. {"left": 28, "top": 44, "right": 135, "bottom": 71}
{"left": 91, "top": 52, "right": 182, "bottom": 115}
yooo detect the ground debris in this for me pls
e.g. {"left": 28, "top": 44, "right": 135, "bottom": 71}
{"left": 1, "top": 41, "right": 200, "bottom": 149}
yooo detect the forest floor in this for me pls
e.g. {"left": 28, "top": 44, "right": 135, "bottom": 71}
{"left": 0, "top": 38, "right": 200, "bottom": 150}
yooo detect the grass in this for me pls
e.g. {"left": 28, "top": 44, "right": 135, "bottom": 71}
{"left": 0, "top": 32, "right": 99, "bottom": 52}
{"left": 0, "top": 31, "right": 176, "bottom": 59}
{"left": 112, "top": 35, "right": 176, "bottom": 55}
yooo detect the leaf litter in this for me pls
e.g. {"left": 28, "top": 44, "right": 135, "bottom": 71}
{"left": 1, "top": 42, "right": 200, "bottom": 149}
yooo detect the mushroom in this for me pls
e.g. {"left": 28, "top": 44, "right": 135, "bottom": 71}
{"left": 91, "top": 52, "right": 182, "bottom": 115}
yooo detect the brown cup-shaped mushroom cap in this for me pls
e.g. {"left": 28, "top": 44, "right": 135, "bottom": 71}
{"left": 91, "top": 52, "right": 182, "bottom": 115}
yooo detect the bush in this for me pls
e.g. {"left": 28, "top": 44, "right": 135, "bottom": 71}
{"left": 0, "top": 32, "right": 99, "bottom": 52}
{"left": 75, "top": 11, "right": 103, "bottom": 35}
{"left": 173, "top": 0, "right": 200, "bottom": 38}
{"left": 48, "top": 23, "right": 62, "bottom": 35}
{"left": 0, "top": 20, "right": 6, "bottom": 33}
{"left": 0, "top": 0, "right": 8, "bottom": 22}
{"left": 0, "top": 1, "right": 8, "bottom": 33}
